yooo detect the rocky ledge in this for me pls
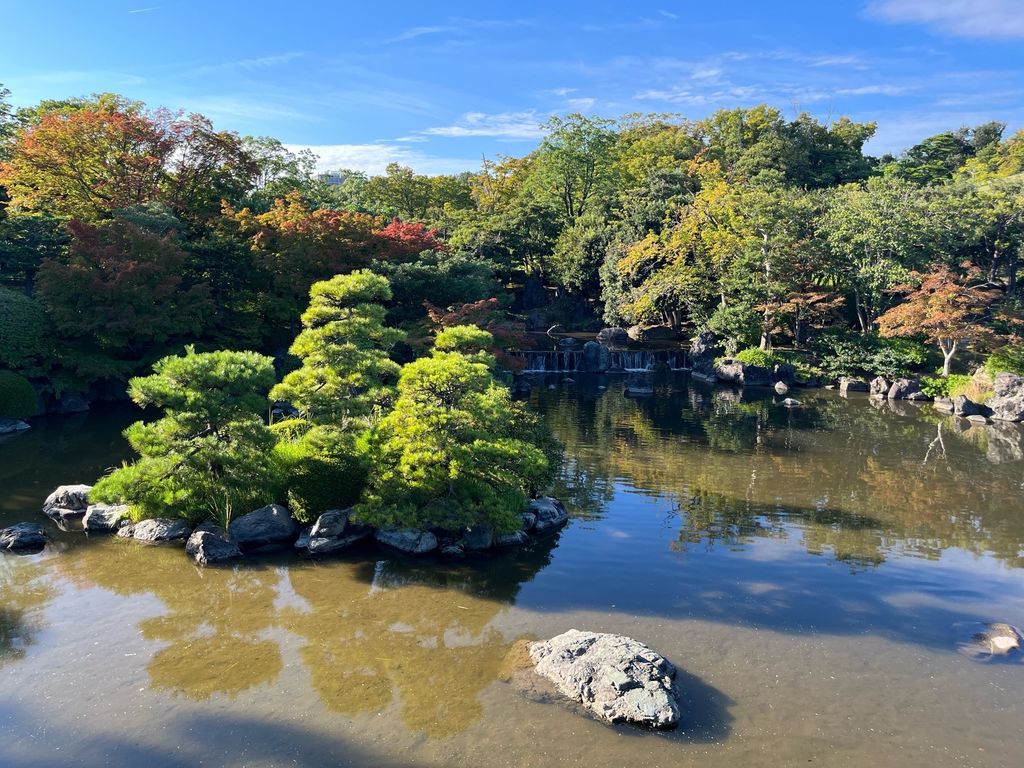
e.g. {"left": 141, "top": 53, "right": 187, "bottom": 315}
{"left": 42, "top": 484, "right": 92, "bottom": 528}
{"left": 530, "top": 629, "right": 680, "bottom": 728}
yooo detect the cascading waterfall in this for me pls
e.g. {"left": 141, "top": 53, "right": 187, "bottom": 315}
{"left": 516, "top": 348, "right": 689, "bottom": 373}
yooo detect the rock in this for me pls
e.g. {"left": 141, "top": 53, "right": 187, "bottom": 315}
{"left": 309, "top": 509, "right": 350, "bottom": 539}
{"left": 906, "top": 390, "right": 931, "bottom": 401}
{"left": 782, "top": 398, "right": 802, "bottom": 407}
{"left": 596, "top": 327, "right": 629, "bottom": 347}
{"left": 887, "top": 378, "right": 923, "bottom": 400}
{"left": 689, "top": 331, "right": 722, "bottom": 376}
{"left": 530, "top": 497, "right": 568, "bottom": 533}
{"left": 0, "top": 418, "right": 31, "bottom": 436}
{"left": 83, "top": 503, "right": 129, "bottom": 532}
{"left": 957, "top": 622, "right": 1023, "bottom": 659}
{"left": 773, "top": 363, "right": 796, "bottom": 386}
{"left": 715, "top": 360, "right": 771, "bottom": 387}
{"left": 117, "top": 518, "right": 192, "bottom": 544}
{"left": 624, "top": 374, "right": 654, "bottom": 396}
{"left": 42, "top": 484, "right": 92, "bottom": 525}
{"left": 774, "top": 381, "right": 790, "bottom": 395}
{"left": 967, "top": 414, "right": 989, "bottom": 424}
{"left": 988, "top": 373, "right": 1024, "bottom": 422}
{"left": 0, "top": 522, "right": 47, "bottom": 552}
{"left": 627, "top": 325, "right": 677, "bottom": 342}
{"left": 954, "top": 395, "right": 987, "bottom": 417}
{"left": 494, "top": 529, "right": 530, "bottom": 547}
{"left": 185, "top": 527, "right": 242, "bottom": 565}
{"left": 307, "top": 527, "right": 371, "bottom": 554}
{"left": 546, "top": 324, "right": 566, "bottom": 336}
{"left": 581, "top": 341, "right": 612, "bottom": 373}
{"left": 463, "top": 524, "right": 494, "bottom": 551}
{"left": 529, "top": 630, "right": 679, "bottom": 728}
{"left": 839, "top": 377, "right": 869, "bottom": 395}
{"left": 440, "top": 542, "right": 465, "bottom": 557}
{"left": 869, "top": 376, "right": 890, "bottom": 398}
{"left": 520, "top": 511, "right": 538, "bottom": 531}
{"left": 556, "top": 337, "right": 580, "bottom": 348}
{"left": 934, "top": 397, "right": 955, "bottom": 413}
{"left": 374, "top": 528, "right": 438, "bottom": 555}
{"left": 54, "top": 392, "right": 90, "bottom": 414}
{"left": 228, "top": 504, "right": 299, "bottom": 551}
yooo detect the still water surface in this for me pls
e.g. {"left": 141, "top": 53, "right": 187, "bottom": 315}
{"left": 2, "top": 377, "right": 1023, "bottom": 767}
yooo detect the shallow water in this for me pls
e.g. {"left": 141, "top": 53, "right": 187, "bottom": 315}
{"left": 2, "top": 377, "right": 1024, "bottom": 768}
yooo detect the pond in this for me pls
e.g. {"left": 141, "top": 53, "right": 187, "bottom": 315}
{"left": 1, "top": 376, "right": 1023, "bottom": 768}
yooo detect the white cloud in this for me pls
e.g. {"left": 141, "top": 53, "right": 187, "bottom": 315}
{"left": 422, "top": 111, "right": 546, "bottom": 139}
{"left": 836, "top": 84, "right": 910, "bottom": 96}
{"left": 386, "top": 18, "right": 534, "bottom": 44}
{"left": 868, "top": 0, "right": 1024, "bottom": 39}
{"left": 567, "top": 97, "right": 597, "bottom": 109}
{"left": 186, "top": 53, "right": 304, "bottom": 77}
{"left": 283, "top": 142, "right": 478, "bottom": 176}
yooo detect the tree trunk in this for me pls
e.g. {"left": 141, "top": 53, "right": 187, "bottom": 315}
{"left": 939, "top": 338, "right": 957, "bottom": 376}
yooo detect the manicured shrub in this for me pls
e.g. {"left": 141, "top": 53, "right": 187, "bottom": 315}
{"left": 733, "top": 347, "right": 778, "bottom": 368}
{"left": 0, "top": 371, "right": 37, "bottom": 419}
{"left": 272, "top": 426, "right": 368, "bottom": 523}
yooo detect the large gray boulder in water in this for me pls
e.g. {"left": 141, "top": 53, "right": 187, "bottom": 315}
{"left": 596, "top": 327, "right": 629, "bottom": 347}
{"left": 186, "top": 525, "right": 242, "bottom": 565}
{"left": 228, "top": 504, "right": 299, "bottom": 551}
{"left": 988, "top": 373, "right": 1024, "bottom": 422}
{"left": 887, "top": 378, "right": 925, "bottom": 400}
{"left": 530, "top": 497, "right": 568, "bottom": 533}
{"left": 42, "top": 484, "right": 92, "bottom": 526}
{"left": 0, "top": 522, "right": 47, "bottom": 552}
{"left": 581, "top": 341, "right": 612, "bottom": 373}
{"left": 530, "top": 629, "right": 680, "bottom": 728}
{"left": 117, "top": 518, "right": 192, "bottom": 544}
{"left": 83, "top": 503, "right": 129, "bottom": 532}
{"left": 374, "top": 528, "right": 438, "bottom": 554}
{"left": 689, "top": 331, "right": 722, "bottom": 376}
{"left": 869, "top": 376, "right": 890, "bottom": 398}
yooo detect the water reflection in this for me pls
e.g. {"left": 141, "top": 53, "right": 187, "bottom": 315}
{"left": 535, "top": 376, "right": 1024, "bottom": 570}
{"left": 0, "top": 557, "right": 53, "bottom": 667}
{"left": 49, "top": 535, "right": 558, "bottom": 738}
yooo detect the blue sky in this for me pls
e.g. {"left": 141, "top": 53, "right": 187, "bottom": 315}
{"left": 2, "top": 0, "right": 1023, "bottom": 175}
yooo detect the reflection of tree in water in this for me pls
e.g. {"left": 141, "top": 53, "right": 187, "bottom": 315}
{"left": 0, "top": 557, "right": 53, "bottom": 666}
{"left": 532, "top": 380, "right": 1024, "bottom": 570}
{"left": 283, "top": 540, "right": 557, "bottom": 739}
{"left": 56, "top": 540, "right": 284, "bottom": 698}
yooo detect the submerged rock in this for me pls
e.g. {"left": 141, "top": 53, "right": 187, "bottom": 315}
{"left": 782, "top": 397, "right": 802, "bottom": 408}
{"left": 308, "top": 528, "right": 371, "bottom": 554}
{"left": 42, "top": 484, "right": 92, "bottom": 526}
{"left": 0, "top": 522, "right": 47, "bottom": 552}
{"left": 83, "top": 503, "right": 128, "bottom": 532}
{"left": 530, "top": 497, "right": 569, "bottom": 533}
{"left": 0, "top": 419, "right": 31, "bottom": 436}
{"left": 228, "top": 504, "right": 299, "bottom": 551}
{"left": 623, "top": 374, "right": 654, "bottom": 396}
{"left": 375, "top": 528, "right": 438, "bottom": 554}
{"left": 494, "top": 529, "right": 530, "bottom": 547}
{"left": 934, "top": 396, "right": 955, "bottom": 413}
{"left": 957, "top": 622, "right": 1023, "bottom": 660}
{"left": 186, "top": 526, "right": 242, "bottom": 565}
{"left": 118, "top": 518, "right": 192, "bottom": 544}
{"left": 529, "top": 629, "right": 679, "bottom": 728}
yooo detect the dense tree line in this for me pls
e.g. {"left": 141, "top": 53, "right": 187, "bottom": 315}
{"left": 2, "top": 85, "right": 1024, "bottom": 419}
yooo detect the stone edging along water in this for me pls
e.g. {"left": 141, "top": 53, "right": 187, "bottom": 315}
{"left": 21, "top": 485, "right": 571, "bottom": 566}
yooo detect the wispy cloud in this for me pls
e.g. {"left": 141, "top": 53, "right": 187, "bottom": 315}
{"left": 421, "top": 111, "right": 546, "bottom": 139}
{"left": 836, "top": 83, "right": 911, "bottom": 96}
{"left": 567, "top": 97, "right": 597, "bottom": 109}
{"left": 128, "top": 6, "right": 160, "bottom": 13}
{"left": 386, "top": 18, "right": 533, "bottom": 44}
{"left": 283, "top": 142, "right": 477, "bottom": 175}
{"left": 186, "top": 52, "right": 304, "bottom": 77}
{"left": 867, "top": 0, "right": 1024, "bottom": 40}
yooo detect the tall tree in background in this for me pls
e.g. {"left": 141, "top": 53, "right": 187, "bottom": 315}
{"left": 530, "top": 114, "right": 618, "bottom": 222}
